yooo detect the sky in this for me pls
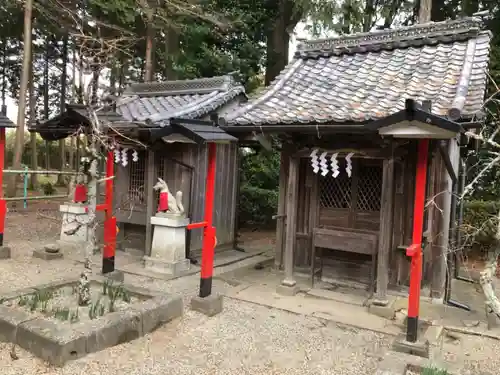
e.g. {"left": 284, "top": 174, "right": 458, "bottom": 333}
{"left": 4, "top": 22, "right": 318, "bottom": 124}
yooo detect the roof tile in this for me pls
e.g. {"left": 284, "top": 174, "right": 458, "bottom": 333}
{"left": 228, "top": 17, "right": 491, "bottom": 126}
{"left": 117, "top": 75, "right": 245, "bottom": 125}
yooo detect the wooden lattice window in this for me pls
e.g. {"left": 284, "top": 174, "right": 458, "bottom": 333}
{"left": 319, "top": 158, "right": 382, "bottom": 212}
{"left": 128, "top": 151, "right": 147, "bottom": 206}
{"left": 356, "top": 164, "right": 382, "bottom": 212}
{"left": 319, "top": 159, "right": 352, "bottom": 209}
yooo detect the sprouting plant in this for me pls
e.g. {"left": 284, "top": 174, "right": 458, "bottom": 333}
{"left": 89, "top": 298, "right": 105, "bottom": 320}
{"left": 422, "top": 367, "right": 449, "bottom": 375}
{"left": 28, "top": 294, "right": 39, "bottom": 312}
{"left": 69, "top": 308, "right": 79, "bottom": 323}
{"left": 18, "top": 295, "right": 29, "bottom": 306}
{"left": 102, "top": 279, "right": 113, "bottom": 296}
{"left": 37, "top": 289, "right": 53, "bottom": 313}
{"left": 54, "top": 307, "right": 71, "bottom": 321}
{"left": 121, "top": 288, "right": 131, "bottom": 303}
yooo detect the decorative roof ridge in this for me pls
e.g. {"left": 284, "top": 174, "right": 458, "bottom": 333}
{"left": 228, "top": 59, "right": 304, "bottom": 122}
{"left": 295, "top": 17, "right": 483, "bottom": 57}
{"left": 122, "top": 75, "right": 243, "bottom": 97}
{"left": 150, "top": 86, "right": 245, "bottom": 124}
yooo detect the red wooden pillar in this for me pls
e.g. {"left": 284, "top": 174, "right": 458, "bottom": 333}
{"left": 406, "top": 139, "right": 429, "bottom": 342}
{"left": 0, "top": 128, "right": 5, "bottom": 247}
{"left": 199, "top": 142, "right": 217, "bottom": 298}
{"left": 102, "top": 151, "right": 116, "bottom": 274}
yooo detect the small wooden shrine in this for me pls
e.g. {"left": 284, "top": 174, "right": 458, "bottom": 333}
{"left": 221, "top": 17, "right": 491, "bottom": 301}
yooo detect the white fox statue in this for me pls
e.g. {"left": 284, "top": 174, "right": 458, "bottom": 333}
{"left": 153, "top": 177, "right": 185, "bottom": 215}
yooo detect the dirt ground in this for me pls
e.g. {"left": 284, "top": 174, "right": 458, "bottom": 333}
{"left": 0, "top": 211, "right": 499, "bottom": 374}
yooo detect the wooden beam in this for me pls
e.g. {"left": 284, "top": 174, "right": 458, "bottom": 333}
{"left": 274, "top": 147, "right": 289, "bottom": 269}
{"left": 278, "top": 154, "right": 300, "bottom": 293}
{"left": 144, "top": 149, "right": 155, "bottom": 256}
{"left": 374, "top": 156, "right": 395, "bottom": 303}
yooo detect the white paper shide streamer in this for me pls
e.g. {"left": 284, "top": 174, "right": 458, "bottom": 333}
{"left": 319, "top": 152, "right": 328, "bottom": 176}
{"left": 345, "top": 152, "right": 354, "bottom": 177}
{"left": 330, "top": 153, "right": 339, "bottom": 178}
{"left": 121, "top": 148, "right": 129, "bottom": 167}
{"left": 132, "top": 150, "right": 139, "bottom": 162}
{"left": 310, "top": 149, "right": 320, "bottom": 174}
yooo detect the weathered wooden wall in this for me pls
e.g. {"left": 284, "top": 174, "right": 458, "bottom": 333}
{"left": 114, "top": 142, "right": 239, "bottom": 253}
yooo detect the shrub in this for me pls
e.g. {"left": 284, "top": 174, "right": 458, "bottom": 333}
{"left": 41, "top": 181, "right": 56, "bottom": 196}
{"left": 461, "top": 200, "right": 500, "bottom": 255}
{"left": 239, "top": 185, "right": 278, "bottom": 228}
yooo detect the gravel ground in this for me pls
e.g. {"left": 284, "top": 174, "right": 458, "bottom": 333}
{"left": 434, "top": 332, "right": 500, "bottom": 375}
{"left": 0, "top": 297, "right": 392, "bottom": 375}
{"left": 2, "top": 211, "right": 499, "bottom": 375}
{"left": 0, "top": 211, "right": 394, "bottom": 374}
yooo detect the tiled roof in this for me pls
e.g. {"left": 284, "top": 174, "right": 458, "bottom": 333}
{"left": 0, "top": 112, "right": 16, "bottom": 128}
{"left": 117, "top": 75, "right": 245, "bottom": 125}
{"left": 228, "top": 17, "right": 491, "bottom": 126}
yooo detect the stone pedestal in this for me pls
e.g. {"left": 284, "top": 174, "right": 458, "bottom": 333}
{"left": 144, "top": 213, "right": 190, "bottom": 275}
{"left": 59, "top": 203, "right": 89, "bottom": 243}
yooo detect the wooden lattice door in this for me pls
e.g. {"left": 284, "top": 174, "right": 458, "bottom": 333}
{"left": 318, "top": 158, "right": 382, "bottom": 231}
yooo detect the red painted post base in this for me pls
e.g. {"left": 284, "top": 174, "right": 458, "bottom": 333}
{"left": 103, "top": 216, "right": 117, "bottom": 274}
{"left": 0, "top": 199, "right": 6, "bottom": 247}
{"left": 199, "top": 225, "right": 216, "bottom": 298}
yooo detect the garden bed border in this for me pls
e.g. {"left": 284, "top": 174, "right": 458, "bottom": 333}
{"left": 0, "top": 276, "right": 183, "bottom": 366}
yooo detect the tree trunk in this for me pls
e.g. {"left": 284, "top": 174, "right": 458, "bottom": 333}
{"left": 28, "top": 54, "right": 37, "bottom": 189}
{"left": 57, "top": 34, "right": 69, "bottom": 185}
{"left": 164, "top": 26, "right": 179, "bottom": 80}
{"left": 418, "top": 0, "right": 432, "bottom": 23}
{"left": 43, "top": 36, "right": 50, "bottom": 171}
{"left": 69, "top": 40, "right": 77, "bottom": 170}
{"left": 462, "top": 0, "right": 479, "bottom": 16}
{"left": 1, "top": 39, "right": 6, "bottom": 112}
{"left": 6, "top": 0, "right": 33, "bottom": 197}
{"left": 363, "top": 0, "right": 375, "bottom": 32}
{"left": 264, "top": 0, "right": 302, "bottom": 86}
{"left": 144, "top": 9, "right": 155, "bottom": 82}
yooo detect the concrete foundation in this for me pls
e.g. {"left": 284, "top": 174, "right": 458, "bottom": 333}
{"left": 391, "top": 333, "right": 430, "bottom": 358}
{"left": 368, "top": 298, "right": 396, "bottom": 320}
{"left": 0, "top": 278, "right": 183, "bottom": 366}
{"left": 276, "top": 283, "right": 300, "bottom": 296}
{"left": 101, "top": 270, "right": 125, "bottom": 283}
{"left": 33, "top": 249, "right": 63, "bottom": 261}
{"left": 59, "top": 203, "right": 89, "bottom": 243}
{"left": 145, "top": 214, "right": 191, "bottom": 276}
{"left": 191, "top": 294, "right": 223, "bottom": 317}
{"left": 0, "top": 246, "right": 11, "bottom": 259}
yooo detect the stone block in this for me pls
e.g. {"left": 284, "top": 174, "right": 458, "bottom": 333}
{"left": 44, "top": 244, "right": 60, "bottom": 253}
{"left": 17, "top": 318, "right": 87, "bottom": 366}
{"left": 0, "top": 305, "right": 33, "bottom": 342}
{"left": 276, "top": 284, "right": 300, "bottom": 296}
{"left": 392, "top": 334, "right": 430, "bottom": 358}
{"left": 0, "top": 277, "right": 183, "bottom": 366}
{"left": 0, "top": 246, "right": 11, "bottom": 259}
{"left": 144, "top": 256, "right": 190, "bottom": 276}
{"left": 191, "top": 294, "right": 223, "bottom": 317}
{"left": 131, "top": 295, "right": 183, "bottom": 333}
{"left": 368, "top": 301, "right": 396, "bottom": 320}
{"left": 33, "top": 249, "right": 64, "bottom": 261}
{"left": 74, "top": 310, "right": 143, "bottom": 354}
